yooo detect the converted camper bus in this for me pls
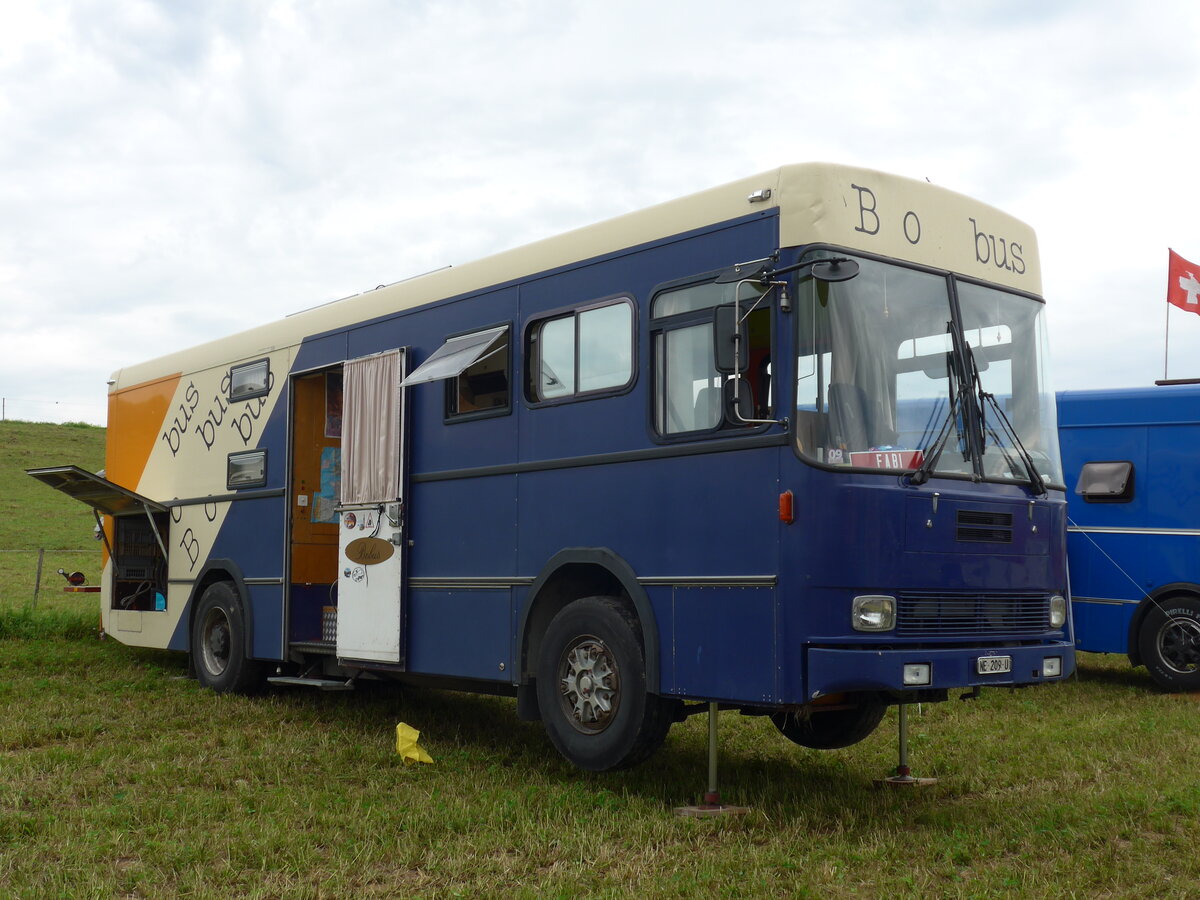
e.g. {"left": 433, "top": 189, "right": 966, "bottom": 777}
{"left": 31, "top": 164, "right": 1073, "bottom": 771}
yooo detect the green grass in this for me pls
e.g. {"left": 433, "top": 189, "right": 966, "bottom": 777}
{"left": 0, "top": 419, "right": 105, "bottom": 626}
{"left": 3, "top": 641, "right": 1199, "bottom": 898}
{"left": 5, "top": 423, "right": 1200, "bottom": 897}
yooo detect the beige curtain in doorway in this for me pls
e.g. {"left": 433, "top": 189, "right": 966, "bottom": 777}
{"left": 340, "top": 349, "right": 402, "bottom": 504}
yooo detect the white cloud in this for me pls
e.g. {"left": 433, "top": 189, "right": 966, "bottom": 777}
{"left": 2, "top": 0, "right": 1199, "bottom": 424}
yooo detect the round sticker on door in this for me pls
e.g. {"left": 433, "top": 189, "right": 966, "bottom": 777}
{"left": 345, "top": 536, "right": 395, "bottom": 566}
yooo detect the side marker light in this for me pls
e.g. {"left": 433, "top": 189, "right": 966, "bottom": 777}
{"left": 779, "top": 490, "right": 794, "bottom": 525}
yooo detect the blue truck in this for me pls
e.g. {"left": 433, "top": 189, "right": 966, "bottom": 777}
{"left": 1058, "top": 383, "right": 1200, "bottom": 691}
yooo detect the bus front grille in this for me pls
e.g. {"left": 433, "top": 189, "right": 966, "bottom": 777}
{"left": 895, "top": 591, "right": 1049, "bottom": 637}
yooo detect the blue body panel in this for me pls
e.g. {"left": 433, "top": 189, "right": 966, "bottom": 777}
{"left": 670, "top": 586, "right": 777, "bottom": 703}
{"left": 1058, "top": 384, "right": 1200, "bottom": 655}
{"left": 193, "top": 207, "right": 1073, "bottom": 706}
{"left": 407, "top": 588, "right": 514, "bottom": 680}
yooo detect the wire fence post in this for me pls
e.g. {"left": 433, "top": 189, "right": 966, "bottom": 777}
{"left": 31, "top": 548, "right": 45, "bottom": 611}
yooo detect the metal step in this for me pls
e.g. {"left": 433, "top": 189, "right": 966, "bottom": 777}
{"left": 289, "top": 640, "right": 336, "bottom": 655}
{"left": 267, "top": 675, "right": 355, "bottom": 691}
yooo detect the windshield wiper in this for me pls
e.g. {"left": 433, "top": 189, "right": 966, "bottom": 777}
{"left": 910, "top": 387, "right": 961, "bottom": 486}
{"left": 964, "top": 344, "right": 1046, "bottom": 496}
{"left": 910, "top": 327, "right": 969, "bottom": 486}
{"left": 977, "top": 389, "right": 1046, "bottom": 495}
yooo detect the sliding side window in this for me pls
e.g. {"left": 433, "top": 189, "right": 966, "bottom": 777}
{"left": 526, "top": 298, "right": 635, "bottom": 402}
{"left": 651, "top": 278, "right": 772, "bottom": 436}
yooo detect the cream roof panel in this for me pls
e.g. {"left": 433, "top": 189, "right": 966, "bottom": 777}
{"left": 775, "top": 163, "right": 1041, "bottom": 293}
{"left": 111, "top": 163, "right": 1041, "bottom": 391}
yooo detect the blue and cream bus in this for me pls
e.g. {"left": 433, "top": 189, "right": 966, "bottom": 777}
{"left": 30, "top": 163, "right": 1072, "bottom": 771}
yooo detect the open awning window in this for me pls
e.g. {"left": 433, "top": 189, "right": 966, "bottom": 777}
{"left": 400, "top": 325, "right": 507, "bottom": 387}
{"left": 26, "top": 465, "right": 167, "bottom": 516}
{"left": 1074, "top": 460, "right": 1134, "bottom": 503}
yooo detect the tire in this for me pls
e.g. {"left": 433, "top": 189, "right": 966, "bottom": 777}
{"left": 771, "top": 697, "right": 887, "bottom": 750}
{"left": 535, "top": 596, "right": 674, "bottom": 771}
{"left": 1137, "top": 595, "right": 1200, "bottom": 692}
{"left": 191, "top": 581, "right": 265, "bottom": 694}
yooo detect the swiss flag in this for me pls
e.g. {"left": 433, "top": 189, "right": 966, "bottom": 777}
{"left": 1168, "top": 249, "right": 1200, "bottom": 315}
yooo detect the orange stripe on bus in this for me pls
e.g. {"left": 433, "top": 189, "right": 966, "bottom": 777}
{"left": 106, "top": 373, "right": 182, "bottom": 492}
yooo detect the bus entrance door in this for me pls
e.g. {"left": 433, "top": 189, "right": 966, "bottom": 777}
{"left": 334, "top": 348, "right": 408, "bottom": 665}
{"left": 337, "top": 501, "right": 404, "bottom": 663}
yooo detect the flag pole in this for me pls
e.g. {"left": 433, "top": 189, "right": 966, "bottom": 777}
{"left": 1165, "top": 248, "right": 1172, "bottom": 382}
{"left": 1164, "top": 292, "right": 1171, "bottom": 381}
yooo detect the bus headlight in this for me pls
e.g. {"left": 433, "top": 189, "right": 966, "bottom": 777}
{"left": 1049, "top": 594, "right": 1067, "bottom": 628}
{"left": 852, "top": 595, "right": 896, "bottom": 632}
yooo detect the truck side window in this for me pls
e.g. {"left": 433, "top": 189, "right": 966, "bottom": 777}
{"left": 1075, "top": 460, "right": 1134, "bottom": 503}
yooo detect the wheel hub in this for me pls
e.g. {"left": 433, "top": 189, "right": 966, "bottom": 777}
{"left": 1159, "top": 617, "right": 1200, "bottom": 674}
{"left": 559, "top": 638, "right": 619, "bottom": 734}
{"left": 201, "top": 609, "right": 231, "bottom": 676}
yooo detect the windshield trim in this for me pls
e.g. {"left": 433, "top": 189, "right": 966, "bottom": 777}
{"left": 788, "top": 245, "right": 1065, "bottom": 489}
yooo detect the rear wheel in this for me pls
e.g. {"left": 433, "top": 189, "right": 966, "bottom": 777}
{"left": 1138, "top": 596, "right": 1200, "bottom": 692}
{"left": 191, "top": 581, "right": 265, "bottom": 694}
{"left": 771, "top": 697, "right": 887, "bottom": 750}
{"left": 536, "top": 596, "right": 674, "bottom": 771}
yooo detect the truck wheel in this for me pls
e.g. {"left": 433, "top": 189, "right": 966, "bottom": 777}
{"left": 535, "top": 596, "right": 673, "bottom": 771}
{"left": 1138, "top": 596, "right": 1200, "bottom": 692}
{"left": 771, "top": 697, "right": 887, "bottom": 750}
{"left": 191, "top": 581, "right": 264, "bottom": 694}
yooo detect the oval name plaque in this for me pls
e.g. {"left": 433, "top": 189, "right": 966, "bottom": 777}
{"left": 345, "top": 536, "right": 395, "bottom": 566}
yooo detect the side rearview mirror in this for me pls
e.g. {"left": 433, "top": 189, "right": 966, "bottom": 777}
{"left": 810, "top": 258, "right": 860, "bottom": 283}
{"left": 723, "top": 377, "right": 754, "bottom": 424}
{"left": 714, "top": 304, "right": 748, "bottom": 374}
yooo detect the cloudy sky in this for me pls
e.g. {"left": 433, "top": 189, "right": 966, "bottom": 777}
{"left": 3, "top": 0, "right": 1199, "bottom": 426}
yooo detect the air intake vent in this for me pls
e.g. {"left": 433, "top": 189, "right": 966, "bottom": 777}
{"left": 896, "top": 591, "right": 1048, "bottom": 637}
{"left": 956, "top": 509, "right": 1013, "bottom": 543}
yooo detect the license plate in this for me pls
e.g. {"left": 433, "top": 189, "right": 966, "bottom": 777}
{"left": 977, "top": 655, "right": 1012, "bottom": 675}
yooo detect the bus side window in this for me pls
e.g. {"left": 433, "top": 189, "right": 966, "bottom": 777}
{"left": 447, "top": 329, "right": 510, "bottom": 417}
{"left": 525, "top": 298, "right": 635, "bottom": 403}
{"left": 651, "top": 278, "right": 772, "bottom": 436}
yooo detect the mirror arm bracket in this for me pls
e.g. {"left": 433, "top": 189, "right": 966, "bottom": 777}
{"left": 761, "top": 256, "right": 853, "bottom": 281}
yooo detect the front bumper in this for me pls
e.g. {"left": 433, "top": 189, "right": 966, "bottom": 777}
{"left": 806, "top": 641, "right": 1075, "bottom": 699}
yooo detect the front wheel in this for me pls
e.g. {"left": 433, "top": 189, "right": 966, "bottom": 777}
{"left": 1138, "top": 596, "right": 1200, "bottom": 692}
{"left": 535, "top": 597, "right": 674, "bottom": 771}
{"left": 191, "top": 581, "right": 265, "bottom": 694}
{"left": 771, "top": 696, "right": 887, "bottom": 750}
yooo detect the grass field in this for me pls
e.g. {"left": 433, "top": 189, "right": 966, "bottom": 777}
{"left": 0, "top": 419, "right": 106, "bottom": 620}
{"left": 4, "top": 422, "right": 1200, "bottom": 898}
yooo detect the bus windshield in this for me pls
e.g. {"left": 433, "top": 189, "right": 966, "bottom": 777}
{"left": 794, "top": 253, "right": 1063, "bottom": 486}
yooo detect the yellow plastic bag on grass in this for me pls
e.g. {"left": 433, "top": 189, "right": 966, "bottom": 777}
{"left": 395, "top": 722, "right": 434, "bottom": 765}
